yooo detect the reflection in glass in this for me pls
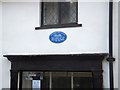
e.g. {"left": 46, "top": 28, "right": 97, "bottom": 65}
{"left": 21, "top": 72, "right": 93, "bottom": 90}
{"left": 73, "top": 72, "right": 93, "bottom": 89}
{"left": 52, "top": 72, "right": 71, "bottom": 89}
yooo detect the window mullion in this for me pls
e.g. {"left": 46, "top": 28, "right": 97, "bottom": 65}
{"left": 76, "top": 2, "right": 78, "bottom": 23}
{"left": 41, "top": 2, "right": 44, "bottom": 27}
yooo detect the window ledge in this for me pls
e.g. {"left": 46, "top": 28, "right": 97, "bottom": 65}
{"left": 35, "top": 24, "right": 82, "bottom": 30}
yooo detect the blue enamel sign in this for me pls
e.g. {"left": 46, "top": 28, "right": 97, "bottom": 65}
{"left": 49, "top": 31, "right": 67, "bottom": 43}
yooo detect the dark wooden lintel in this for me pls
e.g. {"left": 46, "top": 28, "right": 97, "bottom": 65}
{"left": 4, "top": 53, "right": 108, "bottom": 71}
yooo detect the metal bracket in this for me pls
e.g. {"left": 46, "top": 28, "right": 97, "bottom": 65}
{"left": 106, "top": 57, "right": 115, "bottom": 61}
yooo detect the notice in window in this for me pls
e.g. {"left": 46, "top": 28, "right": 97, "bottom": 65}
{"left": 32, "top": 80, "right": 41, "bottom": 90}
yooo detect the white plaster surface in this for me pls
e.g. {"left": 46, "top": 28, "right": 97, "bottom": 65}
{"left": 1, "top": 1, "right": 118, "bottom": 89}
{"left": 0, "top": 1, "right": 2, "bottom": 90}
{"left": 2, "top": 2, "right": 109, "bottom": 54}
{"left": 117, "top": 1, "right": 120, "bottom": 90}
{"left": 113, "top": 2, "right": 118, "bottom": 89}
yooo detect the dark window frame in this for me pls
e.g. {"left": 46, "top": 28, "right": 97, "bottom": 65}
{"left": 35, "top": 2, "right": 82, "bottom": 30}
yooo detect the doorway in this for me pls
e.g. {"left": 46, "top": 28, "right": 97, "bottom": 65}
{"left": 21, "top": 71, "right": 93, "bottom": 90}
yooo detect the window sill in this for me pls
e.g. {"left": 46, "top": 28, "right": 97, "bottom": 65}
{"left": 35, "top": 24, "right": 82, "bottom": 30}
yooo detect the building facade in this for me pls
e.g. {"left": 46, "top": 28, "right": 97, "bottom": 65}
{"left": 0, "top": 0, "right": 119, "bottom": 89}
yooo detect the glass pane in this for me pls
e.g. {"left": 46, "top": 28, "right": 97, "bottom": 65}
{"left": 52, "top": 72, "right": 71, "bottom": 89}
{"left": 22, "top": 72, "right": 45, "bottom": 90}
{"left": 43, "top": 2, "right": 59, "bottom": 25}
{"left": 22, "top": 72, "right": 32, "bottom": 89}
{"left": 73, "top": 72, "right": 93, "bottom": 89}
{"left": 42, "top": 72, "right": 50, "bottom": 89}
{"left": 61, "top": 2, "right": 77, "bottom": 24}
{"left": 21, "top": 71, "right": 93, "bottom": 90}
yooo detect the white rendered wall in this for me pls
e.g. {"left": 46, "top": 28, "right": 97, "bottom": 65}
{"left": 0, "top": 1, "right": 2, "bottom": 90}
{"left": 117, "top": 1, "right": 120, "bottom": 90}
{"left": 2, "top": 1, "right": 110, "bottom": 88}
{"left": 2, "top": 2, "right": 109, "bottom": 54}
{"left": 113, "top": 2, "right": 118, "bottom": 89}
{"left": 118, "top": 1, "right": 120, "bottom": 90}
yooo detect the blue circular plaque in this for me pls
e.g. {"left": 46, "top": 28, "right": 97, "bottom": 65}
{"left": 49, "top": 31, "right": 67, "bottom": 43}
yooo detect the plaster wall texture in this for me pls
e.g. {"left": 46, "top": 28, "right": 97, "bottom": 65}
{"left": 2, "top": 1, "right": 117, "bottom": 88}
{"left": 2, "top": 2, "right": 109, "bottom": 54}
{"left": 0, "top": 1, "right": 2, "bottom": 90}
{"left": 118, "top": 1, "right": 120, "bottom": 90}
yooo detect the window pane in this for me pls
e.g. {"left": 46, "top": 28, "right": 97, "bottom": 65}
{"left": 22, "top": 72, "right": 44, "bottom": 90}
{"left": 52, "top": 72, "right": 71, "bottom": 89}
{"left": 61, "top": 2, "right": 77, "bottom": 24}
{"left": 42, "top": 72, "right": 50, "bottom": 89}
{"left": 73, "top": 72, "right": 93, "bottom": 89}
{"left": 22, "top": 72, "right": 32, "bottom": 89}
{"left": 21, "top": 72, "right": 93, "bottom": 89}
{"left": 43, "top": 2, "right": 59, "bottom": 25}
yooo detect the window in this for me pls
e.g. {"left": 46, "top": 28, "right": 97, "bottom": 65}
{"left": 35, "top": 1, "right": 82, "bottom": 30}
{"left": 21, "top": 71, "right": 93, "bottom": 89}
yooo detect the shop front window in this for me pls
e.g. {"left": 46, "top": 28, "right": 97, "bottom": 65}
{"left": 21, "top": 71, "right": 93, "bottom": 90}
